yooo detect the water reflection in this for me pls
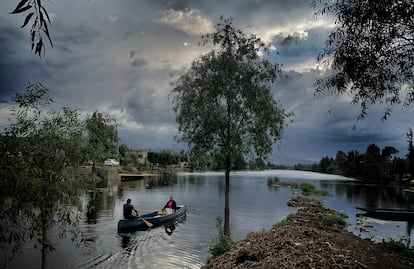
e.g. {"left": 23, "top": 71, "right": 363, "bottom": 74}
{"left": 164, "top": 222, "right": 176, "bottom": 236}
{"left": 318, "top": 181, "right": 414, "bottom": 209}
{"left": 121, "top": 235, "right": 131, "bottom": 249}
{"left": 5, "top": 170, "right": 414, "bottom": 269}
{"left": 145, "top": 173, "right": 177, "bottom": 189}
{"left": 86, "top": 191, "right": 100, "bottom": 224}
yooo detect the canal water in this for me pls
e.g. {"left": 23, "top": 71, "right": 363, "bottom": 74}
{"left": 4, "top": 170, "right": 414, "bottom": 269}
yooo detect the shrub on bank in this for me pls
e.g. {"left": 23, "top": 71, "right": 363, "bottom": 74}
{"left": 208, "top": 217, "right": 234, "bottom": 260}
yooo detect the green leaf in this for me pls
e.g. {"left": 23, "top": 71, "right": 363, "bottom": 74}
{"left": 10, "top": 3, "right": 32, "bottom": 14}
{"left": 10, "top": 0, "right": 30, "bottom": 14}
{"left": 21, "top": 12, "right": 34, "bottom": 28}
{"left": 35, "top": 39, "right": 43, "bottom": 56}
{"left": 42, "top": 23, "right": 53, "bottom": 47}
{"left": 40, "top": 5, "right": 51, "bottom": 23}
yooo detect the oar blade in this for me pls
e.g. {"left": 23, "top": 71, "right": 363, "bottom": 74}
{"left": 144, "top": 219, "right": 153, "bottom": 228}
{"left": 138, "top": 216, "right": 153, "bottom": 228}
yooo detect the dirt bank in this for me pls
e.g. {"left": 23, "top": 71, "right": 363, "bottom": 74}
{"left": 202, "top": 197, "right": 413, "bottom": 269}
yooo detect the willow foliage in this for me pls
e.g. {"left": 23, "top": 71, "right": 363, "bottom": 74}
{"left": 0, "top": 83, "right": 86, "bottom": 267}
{"left": 313, "top": 0, "right": 414, "bottom": 120}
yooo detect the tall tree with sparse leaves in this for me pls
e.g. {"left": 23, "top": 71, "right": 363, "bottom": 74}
{"left": 312, "top": 0, "right": 414, "bottom": 120}
{"left": 171, "top": 17, "right": 291, "bottom": 237}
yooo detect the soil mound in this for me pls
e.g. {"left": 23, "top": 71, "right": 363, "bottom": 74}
{"left": 202, "top": 197, "right": 412, "bottom": 269}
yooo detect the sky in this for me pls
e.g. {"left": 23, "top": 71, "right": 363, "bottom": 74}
{"left": 0, "top": 0, "right": 413, "bottom": 165}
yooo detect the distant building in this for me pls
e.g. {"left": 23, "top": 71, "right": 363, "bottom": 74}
{"left": 129, "top": 148, "right": 150, "bottom": 164}
{"left": 178, "top": 161, "right": 189, "bottom": 169}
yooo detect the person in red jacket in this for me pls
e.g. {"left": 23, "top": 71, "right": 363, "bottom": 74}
{"left": 162, "top": 196, "right": 177, "bottom": 214}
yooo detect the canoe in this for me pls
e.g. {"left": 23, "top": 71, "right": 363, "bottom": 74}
{"left": 118, "top": 205, "right": 187, "bottom": 231}
{"left": 356, "top": 206, "right": 414, "bottom": 221}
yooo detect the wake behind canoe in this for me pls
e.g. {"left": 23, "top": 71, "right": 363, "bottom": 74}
{"left": 118, "top": 205, "right": 187, "bottom": 231}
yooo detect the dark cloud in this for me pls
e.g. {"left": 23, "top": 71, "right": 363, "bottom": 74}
{"left": 53, "top": 24, "right": 100, "bottom": 46}
{"left": 0, "top": 24, "right": 25, "bottom": 101}
{"left": 130, "top": 58, "right": 147, "bottom": 68}
{"left": 279, "top": 34, "right": 300, "bottom": 47}
{"left": 158, "top": 0, "right": 190, "bottom": 10}
{"left": 275, "top": 70, "right": 411, "bottom": 162}
{"left": 270, "top": 26, "right": 332, "bottom": 71}
{"left": 118, "top": 127, "right": 177, "bottom": 151}
{"left": 0, "top": 0, "right": 411, "bottom": 164}
{"left": 122, "top": 81, "right": 174, "bottom": 125}
{"left": 0, "top": 21, "right": 52, "bottom": 102}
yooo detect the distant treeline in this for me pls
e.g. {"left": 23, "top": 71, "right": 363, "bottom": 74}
{"left": 124, "top": 142, "right": 414, "bottom": 186}
{"left": 294, "top": 143, "right": 414, "bottom": 184}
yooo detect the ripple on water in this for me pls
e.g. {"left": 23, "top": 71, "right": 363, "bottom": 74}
{"left": 84, "top": 220, "right": 206, "bottom": 269}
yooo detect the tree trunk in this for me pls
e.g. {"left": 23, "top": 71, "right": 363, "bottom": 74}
{"left": 224, "top": 153, "right": 231, "bottom": 237}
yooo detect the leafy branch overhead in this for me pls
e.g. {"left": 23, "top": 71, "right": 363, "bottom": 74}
{"left": 11, "top": 0, "right": 53, "bottom": 57}
{"left": 312, "top": 0, "right": 414, "bottom": 120}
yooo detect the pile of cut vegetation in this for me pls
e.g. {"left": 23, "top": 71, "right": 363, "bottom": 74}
{"left": 202, "top": 197, "right": 413, "bottom": 269}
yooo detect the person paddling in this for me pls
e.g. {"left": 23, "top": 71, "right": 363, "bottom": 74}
{"left": 162, "top": 196, "right": 177, "bottom": 214}
{"left": 123, "top": 198, "right": 138, "bottom": 219}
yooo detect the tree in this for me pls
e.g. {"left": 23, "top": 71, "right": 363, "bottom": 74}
{"left": 0, "top": 83, "right": 86, "bottom": 268}
{"left": 249, "top": 158, "right": 267, "bottom": 170}
{"left": 363, "top": 144, "right": 383, "bottom": 182}
{"left": 84, "top": 111, "right": 118, "bottom": 167}
{"left": 11, "top": 0, "right": 53, "bottom": 57}
{"left": 381, "top": 146, "right": 398, "bottom": 161}
{"left": 171, "top": 17, "right": 291, "bottom": 236}
{"left": 344, "top": 150, "right": 362, "bottom": 177}
{"left": 366, "top": 144, "right": 381, "bottom": 161}
{"left": 391, "top": 157, "right": 408, "bottom": 182}
{"left": 319, "top": 156, "right": 333, "bottom": 173}
{"left": 312, "top": 0, "right": 414, "bottom": 119}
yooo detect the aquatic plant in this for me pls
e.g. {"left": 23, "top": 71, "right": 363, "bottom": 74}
{"left": 299, "top": 182, "right": 330, "bottom": 196}
{"left": 267, "top": 176, "right": 280, "bottom": 186}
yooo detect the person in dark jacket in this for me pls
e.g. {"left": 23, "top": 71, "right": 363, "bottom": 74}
{"left": 162, "top": 196, "right": 177, "bottom": 214}
{"left": 123, "top": 198, "right": 138, "bottom": 219}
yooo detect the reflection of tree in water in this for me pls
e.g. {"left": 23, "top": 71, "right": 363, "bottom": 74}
{"left": 187, "top": 176, "right": 206, "bottom": 186}
{"left": 86, "top": 191, "right": 100, "bottom": 224}
{"left": 86, "top": 189, "right": 116, "bottom": 224}
{"left": 319, "top": 181, "right": 414, "bottom": 208}
{"left": 117, "top": 183, "right": 125, "bottom": 199}
{"left": 145, "top": 172, "right": 177, "bottom": 189}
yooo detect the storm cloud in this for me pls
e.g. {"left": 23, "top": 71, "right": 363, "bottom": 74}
{"left": 0, "top": 0, "right": 411, "bottom": 163}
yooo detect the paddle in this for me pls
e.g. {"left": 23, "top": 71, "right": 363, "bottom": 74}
{"left": 138, "top": 216, "right": 153, "bottom": 228}
{"left": 133, "top": 211, "right": 153, "bottom": 228}
{"left": 130, "top": 210, "right": 154, "bottom": 228}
